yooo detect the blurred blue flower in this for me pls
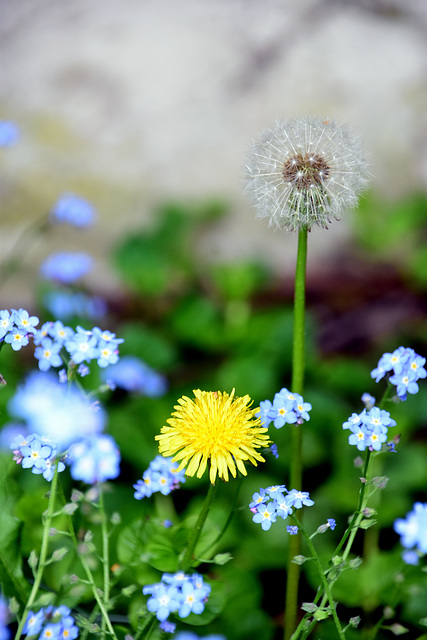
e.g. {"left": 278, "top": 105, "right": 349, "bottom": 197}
{"left": 67, "top": 434, "right": 120, "bottom": 484}
{"left": 0, "top": 595, "right": 10, "bottom": 640}
{"left": 269, "top": 443, "right": 279, "bottom": 458}
{"left": 0, "top": 121, "right": 19, "bottom": 147}
{"left": 50, "top": 193, "right": 96, "bottom": 227}
{"left": 43, "top": 291, "right": 107, "bottom": 321}
{"left": 287, "top": 525, "right": 298, "bottom": 535}
{"left": 159, "top": 621, "right": 175, "bottom": 634}
{"left": 40, "top": 252, "right": 93, "bottom": 284}
{"left": 394, "top": 502, "right": 427, "bottom": 554}
{"left": 100, "top": 356, "right": 167, "bottom": 396}
{"left": 402, "top": 550, "right": 419, "bottom": 565}
{"left": 9, "top": 371, "right": 105, "bottom": 449}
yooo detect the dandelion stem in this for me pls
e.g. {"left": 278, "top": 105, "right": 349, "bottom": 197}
{"left": 199, "top": 476, "right": 242, "bottom": 560}
{"left": 179, "top": 482, "right": 218, "bottom": 572}
{"left": 284, "top": 226, "right": 308, "bottom": 640}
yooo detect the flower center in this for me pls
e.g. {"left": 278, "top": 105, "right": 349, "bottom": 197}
{"left": 282, "top": 153, "right": 330, "bottom": 189}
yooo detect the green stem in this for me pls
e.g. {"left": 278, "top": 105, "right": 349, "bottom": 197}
{"left": 284, "top": 226, "right": 308, "bottom": 640}
{"left": 98, "top": 490, "right": 111, "bottom": 639}
{"left": 293, "top": 515, "right": 345, "bottom": 640}
{"left": 14, "top": 465, "right": 60, "bottom": 640}
{"left": 179, "top": 482, "right": 218, "bottom": 572}
{"left": 56, "top": 483, "right": 118, "bottom": 640}
{"left": 199, "top": 476, "right": 243, "bottom": 560}
{"left": 334, "top": 449, "right": 372, "bottom": 560}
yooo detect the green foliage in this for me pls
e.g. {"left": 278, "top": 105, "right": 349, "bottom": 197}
{"left": 2, "top": 194, "right": 427, "bottom": 639}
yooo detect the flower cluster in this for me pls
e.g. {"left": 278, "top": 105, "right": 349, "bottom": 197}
{"left": 371, "top": 346, "right": 426, "bottom": 400}
{"left": 10, "top": 434, "right": 65, "bottom": 482}
{"left": 342, "top": 406, "right": 396, "bottom": 452}
{"left": 23, "top": 605, "right": 78, "bottom": 640}
{"left": 134, "top": 455, "right": 186, "bottom": 499}
{"left": 394, "top": 502, "right": 427, "bottom": 563}
{"left": 68, "top": 435, "right": 120, "bottom": 484}
{"left": 100, "top": 355, "right": 168, "bottom": 397}
{"left": 40, "top": 252, "right": 93, "bottom": 284}
{"left": 0, "top": 308, "right": 39, "bottom": 351}
{"left": 250, "top": 485, "right": 314, "bottom": 531}
{"left": 143, "top": 572, "right": 211, "bottom": 622}
{"left": 49, "top": 193, "right": 96, "bottom": 228}
{"left": 257, "top": 387, "right": 312, "bottom": 429}
{"left": 0, "top": 310, "right": 123, "bottom": 373}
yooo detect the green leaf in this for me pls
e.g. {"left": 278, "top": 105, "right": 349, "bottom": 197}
{"left": 211, "top": 262, "right": 269, "bottom": 301}
{"left": 0, "top": 460, "right": 29, "bottom": 604}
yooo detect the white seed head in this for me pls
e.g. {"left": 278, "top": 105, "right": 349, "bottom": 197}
{"left": 244, "top": 117, "right": 370, "bottom": 232}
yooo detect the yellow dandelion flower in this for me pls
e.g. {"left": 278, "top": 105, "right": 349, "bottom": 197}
{"left": 156, "top": 389, "right": 271, "bottom": 484}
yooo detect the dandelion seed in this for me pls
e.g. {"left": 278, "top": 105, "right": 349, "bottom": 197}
{"left": 244, "top": 117, "right": 369, "bottom": 231}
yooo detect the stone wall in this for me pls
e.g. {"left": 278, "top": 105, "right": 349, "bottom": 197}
{"left": 1, "top": 0, "right": 426, "bottom": 304}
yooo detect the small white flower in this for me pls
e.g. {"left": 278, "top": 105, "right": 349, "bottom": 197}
{"left": 244, "top": 117, "right": 369, "bottom": 231}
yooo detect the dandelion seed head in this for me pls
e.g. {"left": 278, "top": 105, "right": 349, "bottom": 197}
{"left": 244, "top": 116, "right": 369, "bottom": 232}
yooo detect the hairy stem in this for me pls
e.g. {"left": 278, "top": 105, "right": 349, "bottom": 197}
{"left": 14, "top": 465, "right": 60, "bottom": 640}
{"left": 284, "top": 226, "right": 308, "bottom": 640}
{"left": 179, "top": 482, "right": 218, "bottom": 572}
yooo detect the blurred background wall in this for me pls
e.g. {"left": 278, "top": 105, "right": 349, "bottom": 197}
{"left": 1, "top": 0, "right": 427, "bottom": 306}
